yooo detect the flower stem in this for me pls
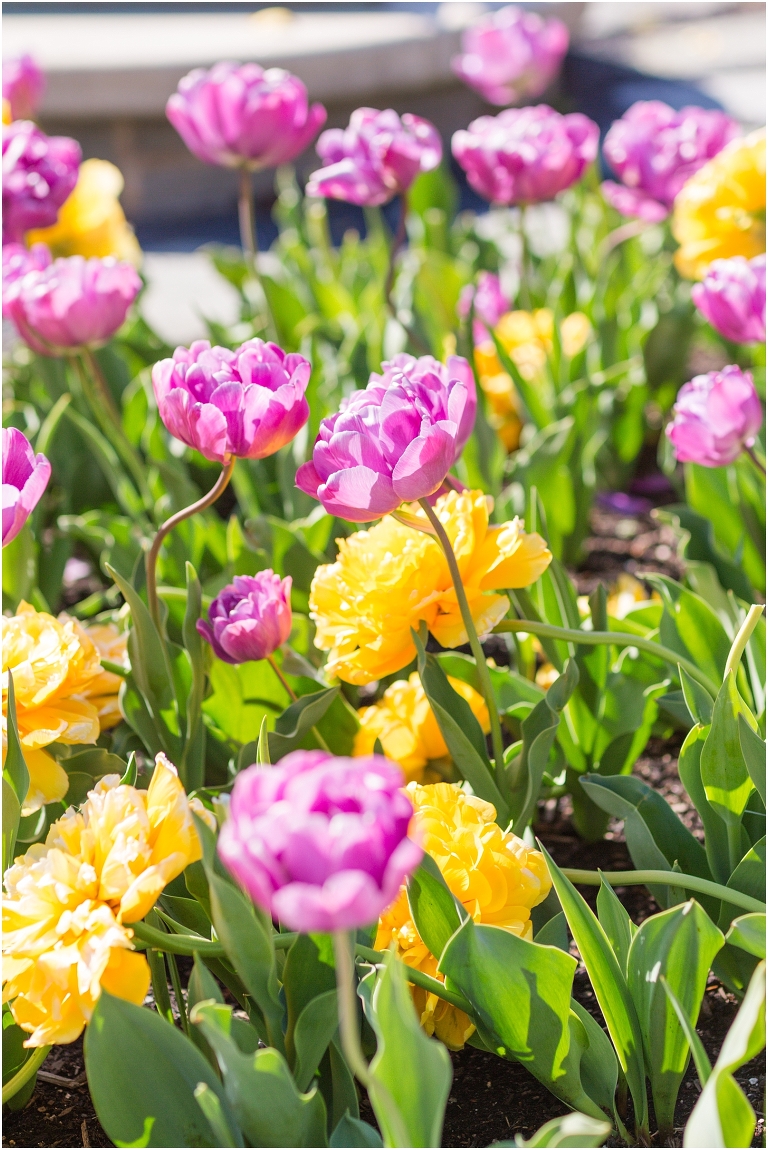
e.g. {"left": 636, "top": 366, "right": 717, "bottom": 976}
{"left": 146, "top": 458, "right": 235, "bottom": 629}
{"left": 1, "top": 1044, "right": 51, "bottom": 1105}
{"left": 597, "top": 217, "right": 652, "bottom": 261}
{"left": 518, "top": 205, "right": 532, "bottom": 310}
{"left": 384, "top": 194, "right": 407, "bottom": 317}
{"left": 418, "top": 498, "right": 506, "bottom": 773}
{"left": 744, "top": 442, "right": 766, "bottom": 476}
{"left": 238, "top": 166, "right": 274, "bottom": 339}
{"left": 267, "top": 653, "right": 332, "bottom": 753}
{"left": 560, "top": 868, "right": 765, "bottom": 912}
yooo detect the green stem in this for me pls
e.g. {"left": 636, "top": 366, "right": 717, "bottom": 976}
{"left": 562, "top": 868, "right": 765, "bottom": 913}
{"left": 419, "top": 498, "right": 506, "bottom": 773}
{"left": 78, "top": 350, "right": 153, "bottom": 510}
{"left": 384, "top": 194, "right": 406, "bottom": 317}
{"left": 144, "top": 911, "right": 174, "bottom": 1025}
{"left": 726, "top": 823, "right": 745, "bottom": 878}
{"left": 744, "top": 443, "right": 766, "bottom": 476}
{"left": 355, "top": 944, "right": 472, "bottom": 1013}
{"left": 519, "top": 205, "right": 532, "bottom": 310}
{"left": 166, "top": 951, "right": 189, "bottom": 1034}
{"left": 131, "top": 920, "right": 225, "bottom": 956}
{"left": 493, "top": 619, "right": 720, "bottom": 698}
{"left": 238, "top": 166, "right": 274, "bottom": 339}
{"left": 266, "top": 653, "right": 332, "bottom": 753}
{"left": 146, "top": 458, "right": 235, "bottom": 629}
{"left": 724, "top": 604, "right": 764, "bottom": 679}
{"left": 1, "top": 1044, "right": 50, "bottom": 1104}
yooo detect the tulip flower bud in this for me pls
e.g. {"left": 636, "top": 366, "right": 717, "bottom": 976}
{"left": 2, "top": 427, "right": 51, "bottom": 546}
{"left": 452, "top": 5, "right": 569, "bottom": 107}
{"left": 458, "top": 272, "right": 512, "bottom": 343}
{"left": 2, "top": 120, "right": 80, "bottom": 243}
{"left": 666, "top": 365, "right": 763, "bottom": 467}
{"left": 196, "top": 571, "right": 293, "bottom": 664}
{"left": 2, "top": 54, "right": 45, "bottom": 122}
{"left": 691, "top": 255, "right": 766, "bottom": 344}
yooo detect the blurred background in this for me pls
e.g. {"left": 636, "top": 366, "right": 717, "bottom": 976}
{"left": 6, "top": 0, "right": 764, "bottom": 342}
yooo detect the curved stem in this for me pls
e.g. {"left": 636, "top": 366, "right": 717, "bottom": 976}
{"left": 561, "top": 868, "right": 765, "bottom": 913}
{"left": 266, "top": 654, "right": 332, "bottom": 753}
{"left": 146, "top": 459, "right": 235, "bottom": 629}
{"left": 744, "top": 442, "right": 766, "bottom": 476}
{"left": 418, "top": 498, "right": 506, "bottom": 772}
{"left": 597, "top": 218, "right": 651, "bottom": 262}
{"left": 493, "top": 618, "right": 720, "bottom": 698}
{"left": 2, "top": 1043, "right": 51, "bottom": 1104}
{"left": 77, "top": 351, "right": 153, "bottom": 510}
{"left": 131, "top": 919, "right": 225, "bottom": 956}
{"left": 384, "top": 194, "right": 407, "bottom": 317}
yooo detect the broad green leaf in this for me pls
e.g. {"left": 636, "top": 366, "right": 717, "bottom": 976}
{"left": 596, "top": 876, "right": 636, "bottom": 976}
{"left": 330, "top": 1113, "right": 383, "bottom": 1148}
{"left": 701, "top": 672, "right": 757, "bottom": 825}
{"left": 406, "top": 854, "right": 465, "bottom": 962}
{"left": 567, "top": 1000, "right": 618, "bottom": 1121}
{"left": 85, "top": 990, "right": 232, "bottom": 1148}
{"left": 106, "top": 564, "right": 176, "bottom": 726}
{"left": 510, "top": 660, "right": 579, "bottom": 832}
{"left": 159, "top": 894, "right": 211, "bottom": 938}
{"left": 534, "top": 911, "right": 569, "bottom": 953}
{"left": 679, "top": 665, "right": 714, "bottom": 727}
{"left": 365, "top": 949, "right": 452, "bottom": 1148}
{"left": 193, "top": 1082, "right": 242, "bottom": 1148}
{"left": 541, "top": 847, "right": 648, "bottom": 1133}
{"left": 720, "top": 837, "right": 766, "bottom": 928}
{"left": 283, "top": 933, "right": 337, "bottom": 1068}
{"left": 660, "top": 977, "right": 712, "bottom": 1087}
{"left": 3, "top": 675, "right": 28, "bottom": 870}
{"left": 738, "top": 715, "right": 766, "bottom": 806}
{"left": 319, "top": 1040, "right": 360, "bottom": 1132}
{"left": 511, "top": 1112, "right": 611, "bottom": 1147}
{"left": 292, "top": 990, "right": 339, "bottom": 1092}
{"left": 725, "top": 913, "right": 766, "bottom": 959}
{"left": 684, "top": 961, "right": 765, "bottom": 1147}
{"left": 65, "top": 747, "right": 127, "bottom": 777}
{"left": 627, "top": 901, "right": 724, "bottom": 1136}
{"left": 268, "top": 687, "right": 340, "bottom": 760}
{"left": 438, "top": 917, "right": 608, "bottom": 1119}
{"left": 678, "top": 724, "right": 731, "bottom": 887}
{"left": 181, "top": 562, "right": 206, "bottom": 790}
{"left": 647, "top": 575, "right": 732, "bottom": 688}
{"left": 192, "top": 1001, "right": 328, "bottom": 1148}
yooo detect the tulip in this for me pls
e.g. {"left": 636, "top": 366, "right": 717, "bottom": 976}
{"left": 1, "top": 241, "right": 51, "bottom": 315}
{"left": 2, "top": 427, "right": 51, "bottom": 546}
{"left": 452, "top": 105, "right": 599, "bottom": 205}
{"left": 452, "top": 5, "right": 569, "bottom": 107}
{"left": 666, "top": 365, "right": 763, "bottom": 468}
{"left": 601, "top": 101, "right": 740, "bottom": 222}
{"left": 296, "top": 354, "right": 474, "bottom": 521}
{"left": 691, "top": 255, "right": 766, "bottom": 344}
{"left": 197, "top": 571, "right": 292, "bottom": 664}
{"left": 306, "top": 107, "right": 442, "bottom": 207}
{"left": 218, "top": 750, "right": 423, "bottom": 932}
{"left": 152, "top": 338, "right": 311, "bottom": 463}
{"left": 4, "top": 254, "right": 141, "bottom": 356}
{"left": 2, "top": 120, "right": 81, "bottom": 243}
{"left": 166, "top": 61, "right": 326, "bottom": 170}
{"left": 458, "top": 271, "right": 512, "bottom": 342}
{"left": 2, "top": 54, "right": 45, "bottom": 122}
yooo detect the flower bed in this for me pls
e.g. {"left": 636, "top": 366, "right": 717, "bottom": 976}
{"left": 2, "top": 12, "right": 766, "bottom": 1149}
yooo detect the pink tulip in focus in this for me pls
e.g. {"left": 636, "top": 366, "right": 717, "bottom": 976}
{"left": 458, "top": 271, "right": 511, "bottom": 342}
{"left": 4, "top": 255, "right": 140, "bottom": 356}
{"left": 197, "top": 571, "right": 292, "bottom": 664}
{"left": 601, "top": 101, "right": 740, "bottom": 222}
{"left": 306, "top": 107, "right": 442, "bottom": 207}
{"left": 452, "top": 105, "right": 599, "bottom": 205}
{"left": 2, "top": 427, "right": 51, "bottom": 547}
{"left": 2, "top": 121, "right": 81, "bottom": 243}
{"left": 666, "top": 365, "right": 763, "bottom": 468}
{"left": 218, "top": 750, "right": 422, "bottom": 932}
{"left": 2, "top": 241, "right": 51, "bottom": 315}
{"left": 166, "top": 61, "right": 326, "bottom": 170}
{"left": 452, "top": 6, "right": 569, "bottom": 107}
{"left": 152, "top": 338, "right": 311, "bottom": 463}
{"left": 691, "top": 256, "right": 766, "bottom": 344}
{"left": 296, "top": 354, "right": 475, "bottom": 522}
{"left": 3, "top": 55, "right": 46, "bottom": 122}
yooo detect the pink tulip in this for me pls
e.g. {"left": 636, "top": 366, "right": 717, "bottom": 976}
{"left": 458, "top": 271, "right": 512, "bottom": 342}
{"left": 691, "top": 256, "right": 766, "bottom": 344}
{"left": 4, "top": 255, "right": 141, "bottom": 356}
{"left": 2, "top": 120, "right": 81, "bottom": 243}
{"left": 2, "top": 242, "right": 51, "bottom": 315}
{"left": 3, "top": 55, "right": 46, "bottom": 122}
{"left": 452, "top": 5, "right": 569, "bottom": 107}
{"left": 601, "top": 101, "right": 740, "bottom": 221}
{"left": 306, "top": 107, "right": 442, "bottom": 207}
{"left": 197, "top": 571, "right": 292, "bottom": 664}
{"left": 296, "top": 354, "right": 474, "bottom": 522}
{"left": 666, "top": 365, "right": 763, "bottom": 467}
{"left": 218, "top": 750, "right": 422, "bottom": 933}
{"left": 2, "top": 427, "right": 51, "bottom": 546}
{"left": 152, "top": 338, "right": 310, "bottom": 463}
{"left": 166, "top": 61, "right": 326, "bottom": 170}
{"left": 452, "top": 105, "right": 599, "bottom": 205}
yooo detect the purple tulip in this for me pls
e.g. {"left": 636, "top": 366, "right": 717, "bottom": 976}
{"left": 197, "top": 571, "right": 292, "bottom": 664}
{"left": 166, "top": 61, "right": 326, "bottom": 170}
{"left": 2, "top": 241, "right": 51, "bottom": 315}
{"left": 601, "top": 101, "right": 740, "bottom": 222}
{"left": 452, "top": 5, "right": 569, "bottom": 107}
{"left": 691, "top": 256, "right": 766, "bottom": 344}
{"left": 218, "top": 750, "right": 422, "bottom": 932}
{"left": 4, "top": 255, "right": 141, "bottom": 356}
{"left": 296, "top": 354, "right": 474, "bottom": 522}
{"left": 452, "top": 105, "right": 599, "bottom": 205}
{"left": 458, "top": 271, "right": 511, "bottom": 342}
{"left": 306, "top": 107, "right": 442, "bottom": 207}
{"left": 666, "top": 365, "right": 763, "bottom": 468}
{"left": 2, "top": 427, "right": 51, "bottom": 547}
{"left": 2, "top": 120, "right": 81, "bottom": 243}
{"left": 152, "top": 338, "right": 310, "bottom": 464}
{"left": 3, "top": 55, "right": 46, "bottom": 122}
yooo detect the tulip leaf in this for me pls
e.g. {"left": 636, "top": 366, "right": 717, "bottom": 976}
{"left": 330, "top": 1113, "right": 383, "bottom": 1148}
{"left": 596, "top": 875, "right": 636, "bottom": 976}
{"left": 510, "top": 659, "right": 579, "bottom": 832}
{"left": 292, "top": 990, "right": 339, "bottom": 1093}
{"left": 283, "top": 933, "right": 337, "bottom": 1070}
{"left": 646, "top": 575, "right": 732, "bottom": 689}
{"left": 406, "top": 854, "right": 466, "bottom": 963}
{"left": 268, "top": 686, "right": 339, "bottom": 761}
{"left": 181, "top": 561, "right": 206, "bottom": 790}
{"left": 540, "top": 845, "right": 648, "bottom": 1134}
{"left": 679, "top": 665, "right": 714, "bottom": 727}
{"left": 677, "top": 723, "right": 731, "bottom": 887}
{"left": 2, "top": 675, "right": 28, "bottom": 871}
{"left": 627, "top": 900, "right": 724, "bottom": 1136}
{"left": 738, "top": 714, "right": 766, "bottom": 806}
{"left": 683, "top": 961, "right": 765, "bottom": 1148}
{"left": 106, "top": 563, "right": 176, "bottom": 722}
{"left": 508, "top": 1111, "right": 612, "bottom": 1147}
{"left": 85, "top": 990, "right": 235, "bottom": 1148}
{"left": 660, "top": 976, "right": 713, "bottom": 1088}
{"left": 701, "top": 672, "right": 757, "bottom": 825}
{"left": 193, "top": 1082, "right": 242, "bottom": 1148}
{"left": 725, "top": 913, "right": 766, "bottom": 959}
{"left": 192, "top": 1001, "right": 328, "bottom": 1148}
{"left": 719, "top": 837, "right": 766, "bottom": 928}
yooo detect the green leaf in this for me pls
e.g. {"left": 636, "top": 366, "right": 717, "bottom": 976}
{"left": 683, "top": 960, "right": 765, "bottom": 1148}
{"left": 721, "top": 838, "right": 766, "bottom": 927}
{"left": 330, "top": 1113, "right": 383, "bottom": 1148}
{"left": 511, "top": 1112, "right": 611, "bottom": 1147}
{"left": 65, "top": 747, "right": 127, "bottom": 778}
{"left": 268, "top": 687, "right": 340, "bottom": 760}
{"left": 438, "top": 917, "right": 609, "bottom": 1119}
{"left": 627, "top": 901, "right": 724, "bottom": 1136}
{"left": 193, "top": 1082, "right": 242, "bottom": 1148}
{"left": 725, "top": 913, "right": 766, "bottom": 959}
{"left": 181, "top": 562, "right": 206, "bottom": 790}
{"left": 738, "top": 715, "right": 766, "bottom": 806}
{"left": 106, "top": 564, "right": 175, "bottom": 725}
{"left": 678, "top": 724, "right": 731, "bottom": 887}
{"left": 292, "top": 990, "right": 339, "bottom": 1092}
{"left": 85, "top": 990, "right": 233, "bottom": 1148}
{"left": 701, "top": 671, "right": 757, "bottom": 825}
{"left": 159, "top": 894, "right": 211, "bottom": 938}
{"left": 3, "top": 674, "right": 28, "bottom": 870}
{"left": 534, "top": 911, "right": 569, "bottom": 953}
{"left": 510, "top": 659, "right": 579, "bottom": 832}
{"left": 364, "top": 949, "right": 452, "bottom": 1148}
{"left": 257, "top": 715, "right": 271, "bottom": 765}
{"left": 283, "top": 934, "right": 337, "bottom": 1066}
{"left": 679, "top": 665, "right": 714, "bottom": 727}
{"left": 646, "top": 575, "right": 732, "bottom": 689}
{"left": 541, "top": 846, "right": 648, "bottom": 1134}
{"left": 660, "top": 977, "right": 712, "bottom": 1088}
{"left": 191, "top": 1001, "right": 328, "bottom": 1148}
{"left": 406, "top": 855, "right": 465, "bottom": 962}
{"left": 596, "top": 875, "right": 636, "bottom": 976}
